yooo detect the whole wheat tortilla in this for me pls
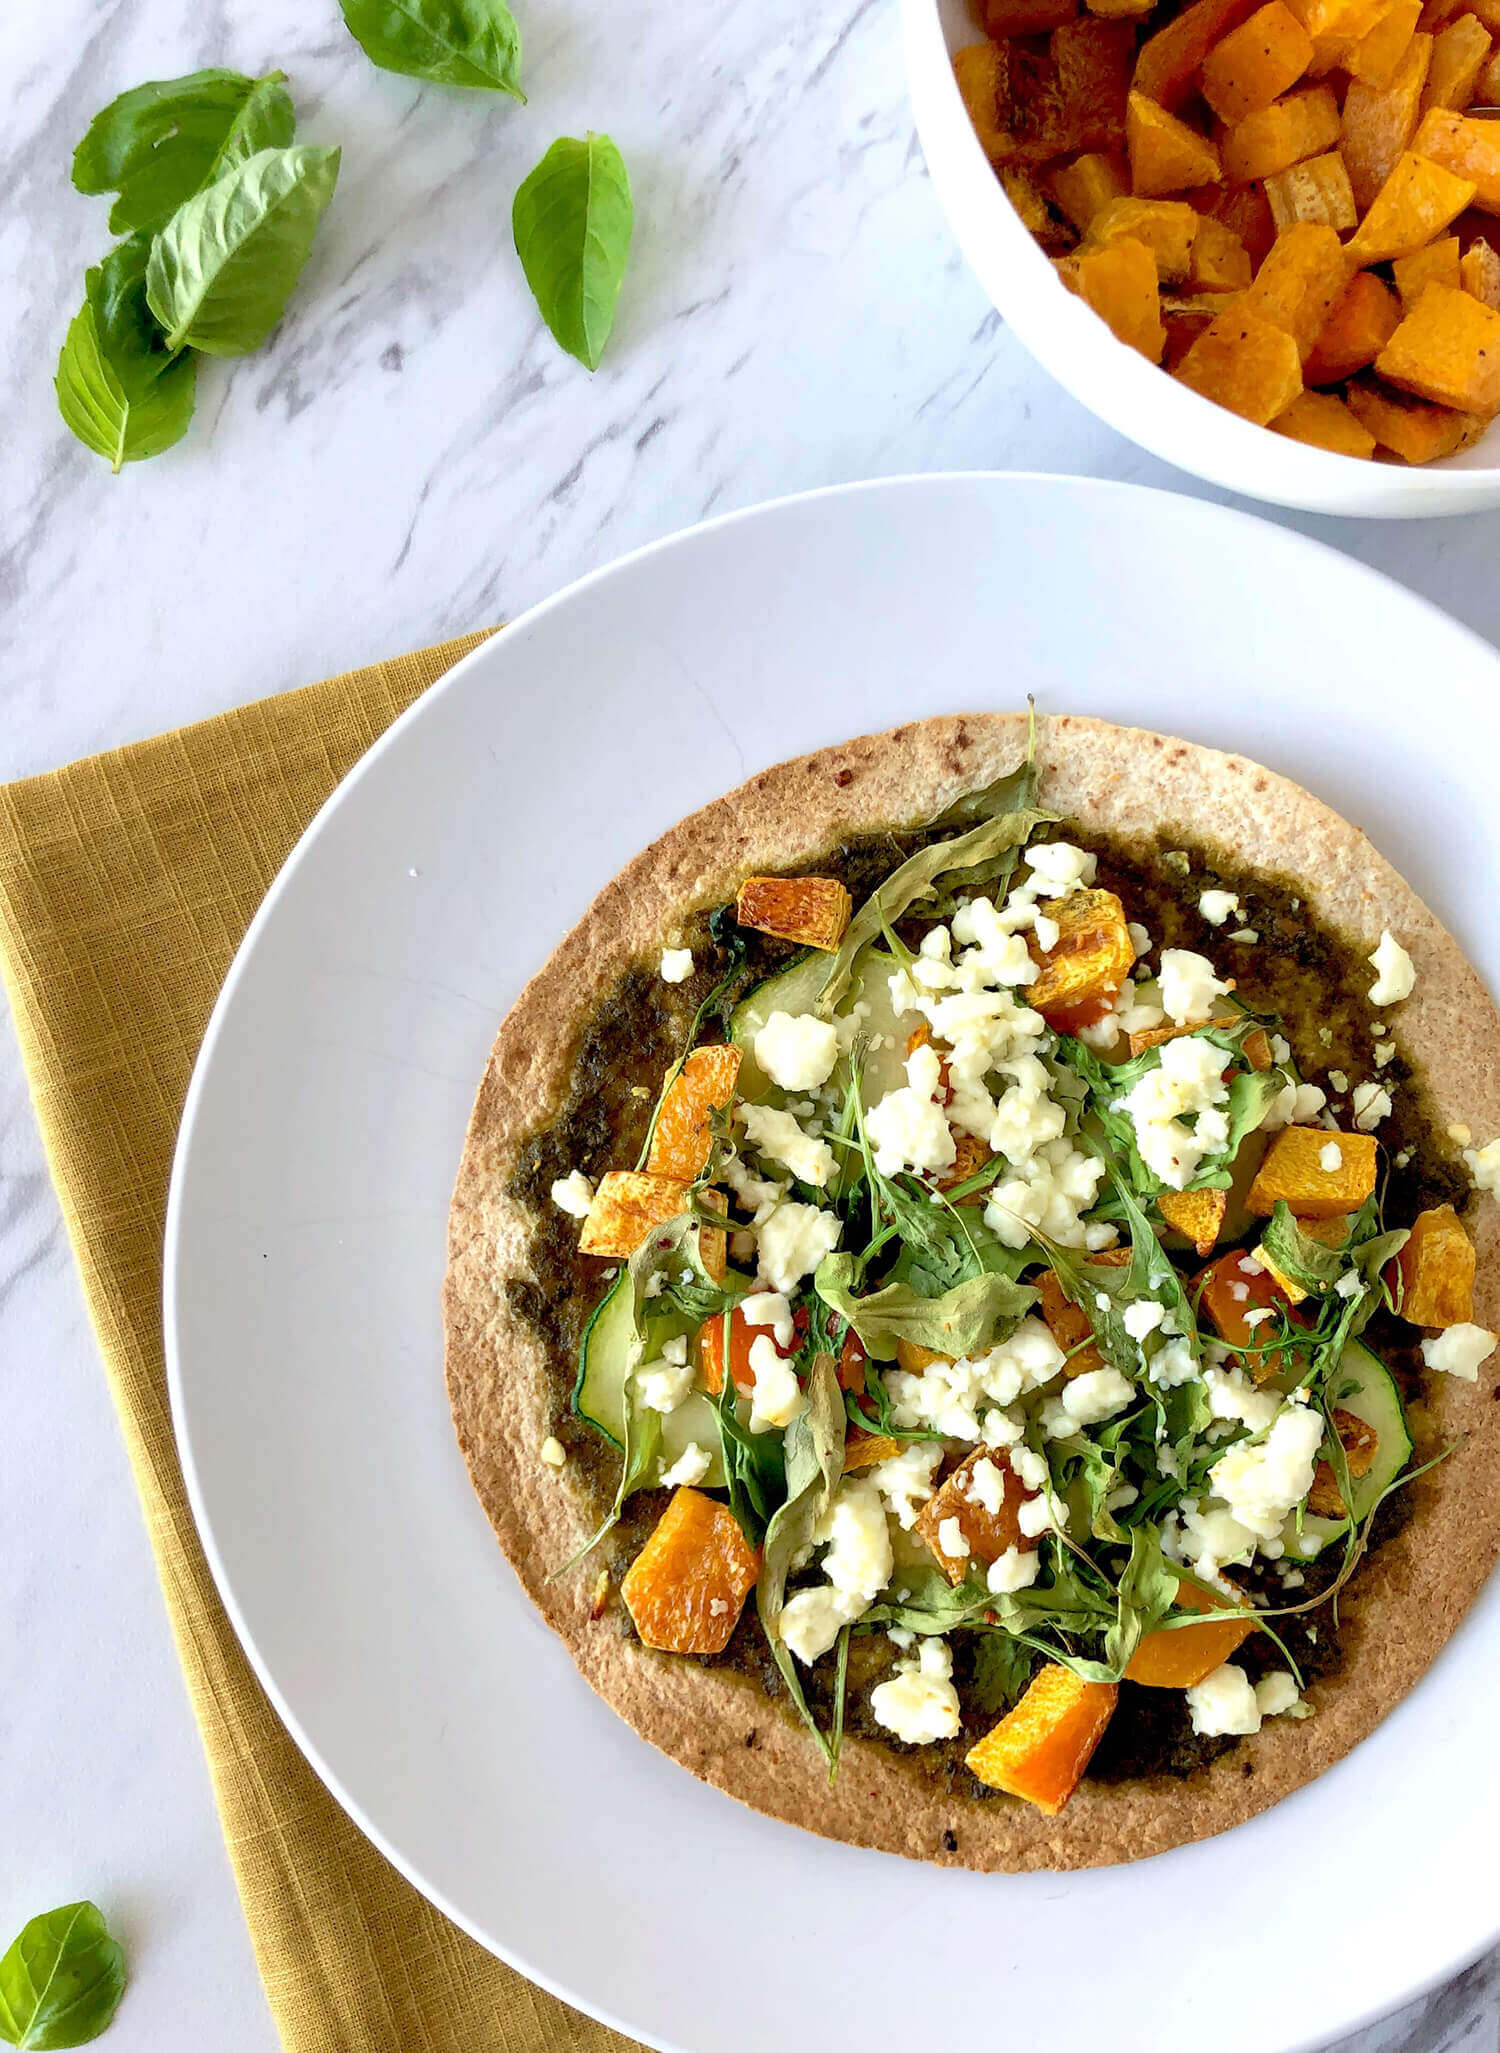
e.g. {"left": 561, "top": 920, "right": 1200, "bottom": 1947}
{"left": 443, "top": 712, "right": 1500, "bottom": 1872}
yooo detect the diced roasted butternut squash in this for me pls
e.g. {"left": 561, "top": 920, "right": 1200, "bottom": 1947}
{"left": 1035, "top": 1246, "right": 1130, "bottom": 1376}
{"left": 954, "top": 41, "right": 1009, "bottom": 158}
{"left": 1058, "top": 237, "right": 1170, "bottom": 360}
{"left": 1348, "top": 0, "right": 1423, "bottom": 80}
{"left": 736, "top": 875, "right": 851, "bottom": 951}
{"left": 1272, "top": 388, "right": 1380, "bottom": 452}
{"left": 1394, "top": 233, "right": 1463, "bottom": 301}
{"left": 1244, "top": 223, "right": 1358, "bottom": 358}
{"left": 1124, "top": 1578, "right": 1256, "bottom": 1685}
{"left": 1306, "top": 1408, "right": 1379, "bottom": 1514}
{"left": 1346, "top": 369, "right": 1489, "bottom": 450}
{"left": 985, "top": 0, "right": 1079, "bottom": 26}
{"left": 1001, "top": 167, "right": 1070, "bottom": 248}
{"left": 579, "top": 1169, "right": 689, "bottom": 1257}
{"left": 1347, "top": 149, "right": 1477, "bottom": 259}
{"left": 1413, "top": 105, "right": 1500, "bottom": 212}
{"left": 916, "top": 1448, "right": 1034, "bottom": 1583}
{"left": 1222, "top": 84, "right": 1342, "bottom": 180}
{"left": 698, "top": 1300, "right": 791, "bottom": 1398}
{"left": 1195, "top": 1245, "right": 1300, "bottom": 1335}
{"left": 1176, "top": 305, "right": 1306, "bottom": 417}
{"left": 895, "top": 1336, "right": 953, "bottom": 1373}
{"left": 1291, "top": 0, "right": 1389, "bottom": 42}
{"left": 1422, "top": 10, "right": 1492, "bottom": 110}
{"left": 1087, "top": 196, "right": 1202, "bottom": 278}
{"left": 1247, "top": 1125, "right": 1378, "bottom": 1216}
{"left": 1046, "top": 149, "right": 1132, "bottom": 228}
{"left": 1135, "top": 0, "right": 1265, "bottom": 107}
{"left": 1375, "top": 278, "right": 1500, "bottom": 405}
{"left": 646, "top": 1043, "right": 742, "bottom": 1181}
{"left": 698, "top": 1186, "right": 728, "bottom": 1284}
{"left": 1461, "top": 234, "right": 1500, "bottom": 307}
{"left": 938, "top": 1129, "right": 997, "bottom": 1192}
{"left": 1190, "top": 213, "right": 1255, "bottom": 287}
{"left": 1213, "top": 180, "right": 1280, "bottom": 264}
{"left": 1128, "top": 91, "right": 1224, "bottom": 192}
{"left": 1026, "top": 887, "right": 1138, "bottom": 1028}
{"left": 1161, "top": 296, "right": 1235, "bottom": 366}
{"left": 1306, "top": 270, "right": 1405, "bottom": 380}
{"left": 1394, "top": 1202, "right": 1477, "bottom": 1324}
{"left": 1265, "top": 148, "right": 1359, "bottom": 227}
{"left": 1157, "top": 1186, "right": 1230, "bottom": 1255}
{"left": 1243, "top": 1026, "right": 1274, "bottom": 1070}
{"left": 1476, "top": 44, "right": 1500, "bottom": 101}
{"left": 966, "top": 1664, "right": 1118, "bottom": 1814}
{"left": 1343, "top": 34, "right": 1435, "bottom": 210}
{"left": 1202, "top": 1, "right": 1316, "bottom": 121}
{"left": 621, "top": 1487, "right": 759, "bottom": 1655}
{"left": 842, "top": 1430, "right": 904, "bottom": 1471}
{"left": 1056, "top": 18, "right": 1138, "bottom": 149}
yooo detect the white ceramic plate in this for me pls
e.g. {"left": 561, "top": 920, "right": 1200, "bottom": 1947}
{"left": 167, "top": 475, "right": 1500, "bottom": 2053}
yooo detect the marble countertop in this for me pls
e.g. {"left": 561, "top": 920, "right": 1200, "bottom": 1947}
{"left": 5, "top": 2, "right": 1500, "bottom": 2048}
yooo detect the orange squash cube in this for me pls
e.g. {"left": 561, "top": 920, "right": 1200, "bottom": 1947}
{"left": 1343, "top": 35, "right": 1435, "bottom": 209}
{"left": 984, "top": 0, "right": 1079, "bottom": 28}
{"left": 1422, "top": 11, "right": 1493, "bottom": 111}
{"left": 736, "top": 875, "right": 851, "bottom": 951}
{"left": 1243, "top": 1026, "right": 1274, "bottom": 1071}
{"left": 1124, "top": 1579, "right": 1256, "bottom": 1686}
{"left": 895, "top": 1336, "right": 952, "bottom": 1373}
{"left": 1135, "top": 0, "right": 1265, "bottom": 107}
{"left": 1196, "top": 1245, "right": 1305, "bottom": 1343}
{"left": 1203, "top": 1, "right": 1316, "bottom": 122}
{"left": 915, "top": 1448, "right": 1035, "bottom": 1584}
{"left": 1190, "top": 214, "right": 1255, "bottom": 287}
{"left": 1461, "top": 234, "right": 1500, "bottom": 306}
{"left": 1247, "top": 1125, "right": 1378, "bottom": 1217}
{"left": 1035, "top": 1246, "right": 1131, "bottom": 1376}
{"left": 1349, "top": 0, "right": 1423, "bottom": 82}
{"left": 1291, "top": 0, "right": 1389, "bottom": 41}
{"left": 1375, "top": 278, "right": 1500, "bottom": 405}
{"left": 966, "top": 1664, "right": 1118, "bottom": 1814}
{"left": 1025, "top": 887, "right": 1138, "bottom": 1029}
{"left": 1046, "top": 149, "right": 1132, "bottom": 228}
{"left": 954, "top": 41, "right": 1009, "bottom": 159}
{"left": 1222, "top": 84, "right": 1342, "bottom": 180}
{"left": 1413, "top": 105, "right": 1500, "bottom": 211}
{"left": 1212, "top": 180, "right": 1280, "bottom": 264}
{"left": 645, "top": 1044, "right": 742, "bottom": 1181}
{"left": 1272, "top": 388, "right": 1380, "bottom": 453}
{"left": 1055, "top": 18, "right": 1138, "bottom": 150}
{"left": 1086, "top": 196, "right": 1202, "bottom": 279}
{"left": 1176, "top": 306, "right": 1306, "bottom": 418}
{"left": 579, "top": 1169, "right": 689, "bottom": 1257}
{"left": 1306, "top": 1408, "right": 1380, "bottom": 1515}
{"left": 1157, "top": 1186, "right": 1231, "bottom": 1254}
{"left": 1001, "top": 169, "right": 1068, "bottom": 248}
{"left": 1346, "top": 368, "right": 1487, "bottom": 451}
{"left": 1265, "top": 149, "right": 1359, "bottom": 228}
{"left": 1393, "top": 233, "right": 1464, "bottom": 301}
{"left": 621, "top": 1488, "right": 759, "bottom": 1655}
{"left": 1306, "top": 271, "right": 1404, "bottom": 381}
{"left": 1350, "top": 150, "right": 1478, "bottom": 260}
{"left": 1395, "top": 1202, "right": 1477, "bottom": 1325}
{"left": 1128, "top": 91, "right": 1224, "bottom": 193}
{"left": 842, "top": 1430, "right": 905, "bottom": 1471}
{"left": 1476, "top": 43, "right": 1500, "bottom": 98}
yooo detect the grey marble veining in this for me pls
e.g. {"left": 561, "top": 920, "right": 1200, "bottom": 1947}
{"left": 4, "top": 2, "right": 1500, "bottom": 2048}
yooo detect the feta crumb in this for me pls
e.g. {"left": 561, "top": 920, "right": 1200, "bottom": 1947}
{"left": 550, "top": 1170, "right": 595, "bottom": 1218}
{"left": 1374, "top": 1042, "right": 1396, "bottom": 1068}
{"left": 936, "top": 1516, "right": 968, "bottom": 1562}
{"left": 1158, "top": 948, "right": 1232, "bottom": 1026}
{"left": 1198, "top": 889, "right": 1240, "bottom": 926}
{"left": 739, "top": 1289, "right": 796, "bottom": 1348}
{"left": 1128, "top": 921, "right": 1152, "bottom": 959}
{"left": 1335, "top": 1272, "right": 1363, "bottom": 1301}
{"left": 660, "top": 947, "right": 694, "bottom": 984}
{"left": 747, "top": 1332, "right": 805, "bottom": 1431}
{"left": 1449, "top": 1122, "right": 1474, "bottom": 1147}
{"left": 1327, "top": 1070, "right": 1349, "bottom": 1095}
{"left": 1229, "top": 928, "right": 1259, "bottom": 945}
{"left": 1123, "top": 1299, "right": 1166, "bottom": 1342}
{"left": 1062, "top": 1366, "right": 1135, "bottom": 1426}
{"left": 778, "top": 1478, "right": 894, "bottom": 1663}
{"left": 1352, "top": 1082, "right": 1393, "bottom": 1131}
{"left": 755, "top": 1200, "right": 841, "bottom": 1295}
{"left": 1319, "top": 1141, "right": 1343, "bottom": 1172}
{"left": 709, "top": 1597, "right": 729, "bottom": 1616}
{"left": 1024, "top": 841, "right": 1098, "bottom": 897}
{"left": 540, "top": 1436, "right": 567, "bottom": 1469}
{"left": 1465, "top": 1138, "right": 1500, "bottom": 1195}
{"left": 870, "top": 1636, "right": 962, "bottom": 1744}
{"left": 1368, "top": 930, "right": 1416, "bottom": 1006}
{"left": 753, "top": 1010, "right": 840, "bottom": 1092}
{"left": 967, "top": 1457, "right": 1006, "bottom": 1515}
{"left": 741, "top": 1102, "right": 836, "bottom": 1187}
{"left": 1112, "top": 1032, "right": 1229, "bottom": 1189}
{"left": 1186, "top": 1662, "right": 1262, "bottom": 1737}
{"left": 869, "top": 1443, "right": 944, "bottom": 1529}
{"left": 1032, "top": 910, "right": 1060, "bottom": 953}
{"left": 987, "top": 1545, "right": 1041, "bottom": 1594}
{"left": 1421, "top": 1323, "right": 1498, "bottom": 1381}
{"left": 1254, "top": 1671, "right": 1303, "bottom": 1719}
{"left": 1210, "top": 1404, "right": 1324, "bottom": 1541}
{"left": 637, "top": 1354, "right": 696, "bottom": 1414}
{"left": 1271, "top": 1034, "right": 1292, "bottom": 1065}
{"left": 658, "top": 1441, "right": 712, "bottom": 1489}
{"left": 866, "top": 1041, "right": 957, "bottom": 1178}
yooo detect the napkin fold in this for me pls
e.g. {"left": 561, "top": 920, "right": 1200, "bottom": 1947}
{"left": 0, "top": 637, "right": 640, "bottom": 2053}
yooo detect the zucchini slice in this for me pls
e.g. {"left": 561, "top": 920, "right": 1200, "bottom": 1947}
{"left": 572, "top": 1272, "right": 724, "bottom": 1482}
{"left": 730, "top": 945, "right": 907, "bottom": 1105}
{"left": 1287, "top": 1338, "right": 1413, "bottom": 1559}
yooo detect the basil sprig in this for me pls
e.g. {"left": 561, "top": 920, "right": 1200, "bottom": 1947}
{"left": 72, "top": 70, "right": 295, "bottom": 234}
{"left": 0, "top": 1902, "right": 125, "bottom": 2049}
{"left": 513, "top": 134, "right": 635, "bottom": 372}
{"left": 55, "top": 239, "right": 197, "bottom": 471}
{"left": 339, "top": 0, "right": 525, "bottom": 98}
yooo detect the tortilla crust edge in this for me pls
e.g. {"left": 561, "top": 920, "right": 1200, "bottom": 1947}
{"left": 443, "top": 711, "right": 1500, "bottom": 1873}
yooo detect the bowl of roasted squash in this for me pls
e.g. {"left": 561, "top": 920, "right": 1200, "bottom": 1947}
{"left": 903, "top": 0, "right": 1500, "bottom": 511}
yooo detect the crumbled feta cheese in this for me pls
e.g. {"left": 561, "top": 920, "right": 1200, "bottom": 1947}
{"left": 1229, "top": 928, "right": 1259, "bottom": 945}
{"left": 1271, "top": 1034, "right": 1292, "bottom": 1065}
{"left": 1017, "top": 1492, "right": 1062, "bottom": 1539}
{"left": 540, "top": 1435, "right": 567, "bottom": 1468}
{"left": 1203, "top": 1365, "right": 1280, "bottom": 1433}
{"left": 741, "top": 1102, "right": 836, "bottom": 1187}
{"left": 1327, "top": 1070, "right": 1349, "bottom": 1095}
{"left": 1421, "top": 1323, "right": 1498, "bottom": 1381}
{"left": 1187, "top": 1662, "right": 1262, "bottom": 1737}
{"left": 1465, "top": 1138, "right": 1500, "bottom": 1195}
{"left": 1351, "top": 1082, "right": 1393, "bottom": 1132}
{"left": 723, "top": 1151, "right": 787, "bottom": 1223}
{"left": 1260, "top": 1081, "right": 1328, "bottom": 1132}
{"left": 637, "top": 1354, "right": 696, "bottom": 1414}
{"left": 551, "top": 1170, "right": 595, "bottom": 1218}
{"left": 1128, "top": 921, "right": 1152, "bottom": 960}
{"left": 1158, "top": 949, "right": 1232, "bottom": 1026}
{"left": 739, "top": 1289, "right": 795, "bottom": 1348}
{"left": 1210, "top": 1405, "right": 1325, "bottom": 1541}
{"left": 885, "top": 1318, "right": 1066, "bottom": 1440}
{"left": 1025, "top": 841, "right": 1098, "bottom": 896}
{"left": 752, "top": 1010, "right": 840, "bottom": 1092}
{"left": 967, "top": 1457, "right": 1007, "bottom": 1515}
{"left": 1148, "top": 1335, "right": 1199, "bottom": 1388}
{"left": 870, "top": 1635, "right": 961, "bottom": 1744}
{"left": 1319, "top": 1141, "right": 1343, "bottom": 1172}
{"left": 778, "top": 1478, "right": 895, "bottom": 1664}
{"left": 937, "top": 1516, "right": 968, "bottom": 1561}
{"left": 1368, "top": 931, "right": 1415, "bottom": 1006}
{"left": 1449, "top": 1122, "right": 1474, "bottom": 1147}
{"left": 755, "top": 1200, "right": 841, "bottom": 1294}
{"left": 866, "top": 1041, "right": 958, "bottom": 1178}
{"left": 869, "top": 1443, "right": 944, "bottom": 1529}
{"left": 658, "top": 1441, "right": 712, "bottom": 1489}
{"left": 1032, "top": 911, "right": 1060, "bottom": 953}
{"left": 709, "top": 1597, "right": 729, "bottom": 1616}
{"left": 1335, "top": 1272, "right": 1363, "bottom": 1301}
{"left": 1374, "top": 1042, "right": 1396, "bottom": 1069}
{"left": 660, "top": 947, "right": 694, "bottom": 984}
{"left": 987, "top": 1546, "right": 1041, "bottom": 1595}
{"left": 1123, "top": 1299, "right": 1166, "bottom": 1342}
{"left": 1061, "top": 1366, "right": 1135, "bottom": 1426}
{"left": 1198, "top": 889, "right": 1240, "bottom": 926}
{"left": 984, "top": 1136, "right": 1107, "bottom": 1247}
{"left": 1112, "top": 1033, "right": 1229, "bottom": 1189}
{"left": 747, "top": 1332, "right": 804, "bottom": 1431}
{"left": 1010, "top": 1444, "right": 1050, "bottom": 1494}
{"left": 1254, "top": 1671, "right": 1302, "bottom": 1719}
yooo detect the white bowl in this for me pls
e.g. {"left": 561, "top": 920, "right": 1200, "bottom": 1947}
{"left": 902, "top": 0, "right": 1500, "bottom": 516}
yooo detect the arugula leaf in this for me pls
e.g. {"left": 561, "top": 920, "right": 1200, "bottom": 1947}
{"left": 1056, "top": 1028, "right": 1282, "bottom": 1199}
{"left": 339, "top": 0, "right": 524, "bottom": 96}
{"left": 818, "top": 765, "right": 1056, "bottom": 1015}
{"left": 512, "top": 134, "right": 633, "bottom": 372}
{"left": 1102, "top": 1523, "right": 1177, "bottom": 1675}
{"left": 968, "top": 1631, "right": 1035, "bottom": 1714}
{"left": 755, "top": 1357, "right": 846, "bottom": 1764}
{"left": 559, "top": 1373, "right": 661, "bottom": 1574}
{"left": 0, "top": 1902, "right": 125, "bottom": 2049}
{"left": 146, "top": 145, "right": 340, "bottom": 357}
{"left": 865, "top": 1568, "right": 993, "bottom": 1633}
{"left": 56, "top": 241, "right": 196, "bottom": 471}
{"left": 1261, "top": 1201, "right": 1348, "bottom": 1296}
{"left": 72, "top": 70, "right": 295, "bottom": 234}
{"left": 711, "top": 1340, "right": 787, "bottom": 1548}
{"left": 813, "top": 1252, "right": 1034, "bottom": 1363}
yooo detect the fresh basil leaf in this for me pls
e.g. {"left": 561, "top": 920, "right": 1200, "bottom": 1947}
{"left": 55, "top": 254, "right": 197, "bottom": 472}
{"left": 814, "top": 1252, "right": 1034, "bottom": 1363}
{"left": 756, "top": 1356, "right": 845, "bottom": 1764}
{"left": 146, "top": 144, "right": 340, "bottom": 357}
{"left": 0, "top": 1902, "right": 125, "bottom": 2049}
{"left": 73, "top": 70, "right": 295, "bottom": 235}
{"left": 339, "top": 0, "right": 524, "bottom": 97}
{"left": 968, "top": 1631, "right": 1035, "bottom": 1714}
{"left": 512, "top": 133, "right": 633, "bottom": 372}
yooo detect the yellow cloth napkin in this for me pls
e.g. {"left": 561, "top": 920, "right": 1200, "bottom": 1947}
{"left": 0, "top": 638, "right": 642, "bottom": 2053}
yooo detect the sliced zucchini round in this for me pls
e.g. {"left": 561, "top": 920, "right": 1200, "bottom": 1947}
{"left": 730, "top": 945, "right": 907, "bottom": 1105}
{"left": 571, "top": 1271, "right": 724, "bottom": 1482}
